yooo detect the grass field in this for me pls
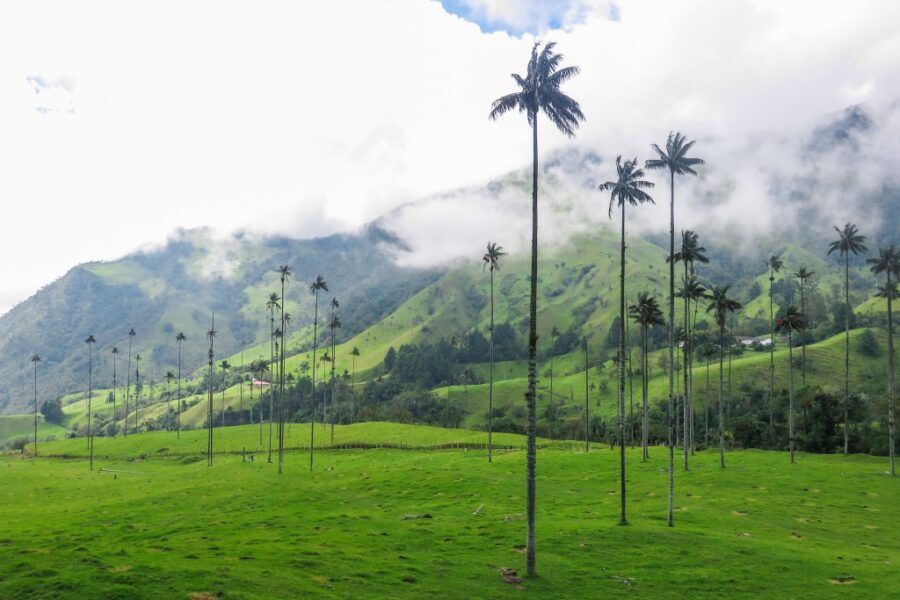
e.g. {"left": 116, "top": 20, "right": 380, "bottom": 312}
{"left": 1, "top": 423, "right": 897, "bottom": 599}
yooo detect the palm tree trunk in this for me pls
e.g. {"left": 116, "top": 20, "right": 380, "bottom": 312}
{"left": 844, "top": 253, "right": 850, "bottom": 455}
{"left": 550, "top": 349, "right": 554, "bottom": 439}
{"left": 800, "top": 282, "right": 807, "bottom": 387}
{"left": 789, "top": 329, "right": 795, "bottom": 464}
{"left": 111, "top": 356, "right": 116, "bottom": 439}
{"left": 279, "top": 280, "right": 286, "bottom": 474}
{"left": 705, "top": 356, "right": 710, "bottom": 445}
{"left": 177, "top": 341, "right": 182, "bottom": 440}
{"left": 489, "top": 267, "right": 495, "bottom": 462}
{"left": 683, "top": 262, "right": 690, "bottom": 470}
{"left": 769, "top": 271, "right": 775, "bottom": 443}
{"left": 642, "top": 325, "right": 649, "bottom": 461}
{"left": 718, "top": 325, "right": 725, "bottom": 468}
{"left": 666, "top": 169, "right": 675, "bottom": 528}
{"left": 268, "top": 311, "right": 274, "bottom": 463}
{"left": 524, "top": 115, "right": 539, "bottom": 578}
{"left": 88, "top": 344, "right": 93, "bottom": 472}
{"left": 310, "top": 293, "right": 318, "bottom": 471}
{"left": 125, "top": 338, "right": 132, "bottom": 437}
{"left": 33, "top": 361, "right": 38, "bottom": 456}
{"left": 886, "top": 279, "right": 895, "bottom": 476}
{"left": 584, "top": 338, "right": 590, "bottom": 453}
{"left": 618, "top": 201, "right": 628, "bottom": 526}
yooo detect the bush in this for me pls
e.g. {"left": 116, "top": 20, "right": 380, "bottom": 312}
{"left": 857, "top": 329, "right": 880, "bottom": 357}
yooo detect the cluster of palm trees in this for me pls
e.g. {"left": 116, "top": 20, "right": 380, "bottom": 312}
{"left": 489, "top": 41, "right": 897, "bottom": 577}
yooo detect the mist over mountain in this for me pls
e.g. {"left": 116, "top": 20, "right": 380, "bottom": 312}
{"left": 0, "top": 104, "right": 896, "bottom": 414}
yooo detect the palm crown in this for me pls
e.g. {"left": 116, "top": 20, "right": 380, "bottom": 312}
{"left": 176, "top": 332, "right": 186, "bottom": 343}
{"left": 489, "top": 42, "right": 584, "bottom": 136}
{"left": 706, "top": 285, "right": 742, "bottom": 328}
{"left": 776, "top": 305, "right": 806, "bottom": 333}
{"left": 645, "top": 131, "right": 704, "bottom": 176}
{"left": 628, "top": 292, "right": 664, "bottom": 327}
{"left": 598, "top": 156, "right": 655, "bottom": 217}
{"left": 767, "top": 255, "right": 784, "bottom": 276}
{"left": 266, "top": 292, "right": 281, "bottom": 313}
{"left": 794, "top": 265, "right": 815, "bottom": 283}
{"left": 678, "top": 274, "right": 707, "bottom": 302}
{"left": 672, "top": 230, "right": 709, "bottom": 266}
{"left": 483, "top": 242, "right": 506, "bottom": 271}
{"left": 828, "top": 223, "right": 867, "bottom": 258}
{"left": 867, "top": 244, "right": 899, "bottom": 278}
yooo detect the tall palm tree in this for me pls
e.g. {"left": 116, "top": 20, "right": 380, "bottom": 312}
{"left": 30, "top": 354, "right": 41, "bottom": 455}
{"left": 766, "top": 254, "right": 784, "bottom": 440}
{"left": 85, "top": 335, "right": 96, "bottom": 471}
{"left": 206, "top": 315, "right": 216, "bottom": 467}
{"left": 793, "top": 266, "right": 816, "bottom": 386}
{"left": 673, "top": 230, "right": 709, "bottom": 460}
{"left": 776, "top": 305, "right": 806, "bottom": 464}
{"left": 329, "top": 297, "right": 340, "bottom": 444}
{"left": 134, "top": 354, "right": 142, "bottom": 432}
{"left": 629, "top": 292, "right": 664, "bottom": 461}
{"left": 828, "top": 223, "right": 867, "bottom": 454}
{"left": 219, "top": 360, "right": 230, "bottom": 427}
{"left": 483, "top": 241, "right": 506, "bottom": 462}
{"left": 867, "top": 245, "right": 899, "bottom": 476}
{"left": 646, "top": 133, "right": 703, "bottom": 520}
{"left": 549, "top": 325, "right": 560, "bottom": 438}
{"left": 175, "top": 332, "right": 186, "bottom": 439}
{"left": 125, "top": 328, "right": 136, "bottom": 437}
{"left": 265, "top": 292, "right": 281, "bottom": 464}
{"left": 110, "top": 347, "right": 119, "bottom": 436}
{"left": 165, "top": 370, "right": 175, "bottom": 416}
{"left": 490, "top": 41, "right": 583, "bottom": 577}
{"left": 599, "top": 155, "right": 655, "bottom": 526}
{"left": 706, "top": 286, "right": 742, "bottom": 468}
{"left": 677, "top": 273, "right": 707, "bottom": 466}
{"left": 277, "top": 265, "right": 291, "bottom": 472}
{"left": 309, "top": 275, "right": 328, "bottom": 470}
{"left": 582, "top": 337, "right": 590, "bottom": 452}
{"left": 239, "top": 339, "right": 247, "bottom": 426}
{"left": 350, "top": 347, "right": 360, "bottom": 423}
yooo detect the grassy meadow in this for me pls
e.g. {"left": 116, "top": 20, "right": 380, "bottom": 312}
{"left": 1, "top": 423, "right": 897, "bottom": 599}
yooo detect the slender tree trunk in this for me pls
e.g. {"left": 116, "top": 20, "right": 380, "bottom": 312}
{"left": 177, "top": 341, "right": 182, "bottom": 439}
{"left": 88, "top": 344, "right": 93, "bottom": 471}
{"left": 769, "top": 270, "right": 776, "bottom": 443}
{"left": 718, "top": 325, "right": 725, "bottom": 468}
{"left": 800, "top": 283, "right": 807, "bottom": 387}
{"left": 705, "top": 356, "right": 710, "bottom": 445}
{"left": 207, "top": 323, "right": 215, "bottom": 467}
{"left": 618, "top": 201, "right": 628, "bottom": 526}
{"left": 125, "top": 337, "right": 132, "bottom": 437}
{"left": 683, "top": 262, "right": 690, "bottom": 470}
{"left": 584, "top": 338, "right": 590, "bottom": 453}
{"left": 789, "top": 329, "right": 795, "bottom": 464}
{"left": 111, "top": 355, "right": 116, "bottom": 439}
{"left": 524, "top": 115, "right": 539, "bottom": 578}
{"left": 489, "top": 267, "right": 495, "bottom": 462}
{"left": 550, "top": 348, "right": 554, "bottom": 439}
{"left": 33, "top": 361, "right": 39, "bottom": 456}
{"left": 667, "top": 169, "right": 675, "bottom": 528}
{"left": 268, "top": 310, "right": 274, "bottom": 463}
{"left": 279, "top": 279, "right": 286, "bottom": 474}
{"left": 886, "top": 277, "right": 895, "bottom": 476}
{"left": 330, "top": 304, "right": 336, "bottom": 445}
{"left": 310, "top": 293, "right": 319, "bottom": 471}
{"left": 642, "top": 325, "right": 649, "bottom": 461}
{"left": 843, "top": 253, "right": 850, "bottom": 455}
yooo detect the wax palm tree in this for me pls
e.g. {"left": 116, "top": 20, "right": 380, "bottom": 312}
{"left": 629, "top": 292, "right": 664, "bottom": 461}
{"left": 319, "top": 351, "right": 331, "bottom": 428}
{"left": 673, "top": 230, "right": 709, "bottom": 460}
{"left": 792, "top": 266, "right": 816, "bottom": 386}
{"left": 110, "top": 347, "right": 119, "bottom": 436}
{"left": 256, "top": 359, "right": 269, "bottom": 447}
{"left": 706, "top": 285, "right": 742, "bottom": 468}
{"left": 265, "top": 292, "right": 281, "bottom": 464}
{"left": 483, "top": 241, "right": 506, "bottom": 462}
{"left": 309, "top": 275, "right": 328, "bottom": 470}
{"left": 677, "top": 273, "right": 706, "bottom": 466}
{"left": 125, "top": 328, "right": 136, "bottom": 437}
{"left": 175, "top": 332, "right": 186, "bottom": 439}
{"left": 490, "top": 41, "right": 583, "bottom": 577}
{"left": 867, "top": 244, "right": 899, "bottom": 475}
{"left": 206, "top": 316, "right": 216, "bottom": 467}
{"left": 599, "top": 155, "right": 655, "bottom": 526}
{"left": 165, "top": 370, "right": 175, "bottom": 417}
{"left": 350, "top": 347, "right": 360, "bottom": 423}
{"left": 645, "top": 134, "right": 702, "bottom": 514}
{"left": 134, "top": 354, "right": 142, "bottom": 431}
{"left": 549, "top": 325, "right": 560, "bottom": 438}
{"left": 329, "top": 297, "right": 340, "bottom": 444}
{"left": 828, "top": 223, "right": 867, "bottom": 454}
{"left": 30, "top": 354, "right": 41, "bottom": 455}
{"left": 218, "top": 360, "right": 230, "bottom": 427}
{"left": 776, "top": 305, "right": 806, "bottom": 464}
{"left": 582, "top": 337, "right": 590, "bottom": 452}
{"left": 277, "top": 265, "right": 291, "bottom": 472}
{"left": 85, "top": 335, "right": 96, "bottom": 471}
{"left": 765, "top": 254, "right": 784, "bottom": 441}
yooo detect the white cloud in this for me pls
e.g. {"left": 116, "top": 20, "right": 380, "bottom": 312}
{"left": 1, "top": 0, "right": 899, "bottom": 314}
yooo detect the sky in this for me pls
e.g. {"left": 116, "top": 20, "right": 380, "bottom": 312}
{"left": 1, "top": 0, "right": 900, "bottom": 314}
